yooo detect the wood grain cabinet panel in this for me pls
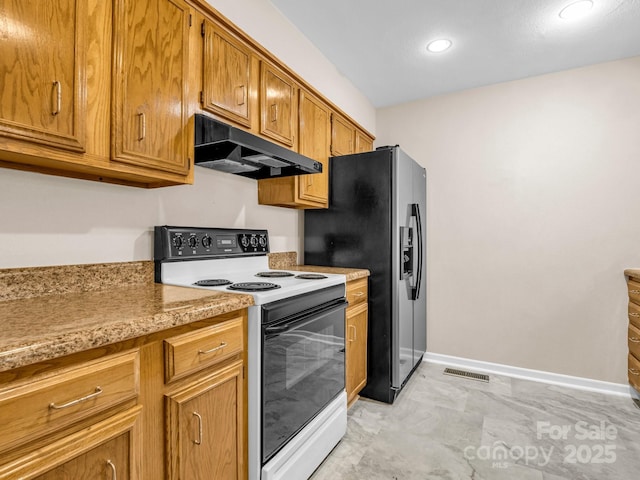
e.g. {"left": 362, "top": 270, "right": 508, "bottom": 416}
{"left": 0, "top": 349, "right": 139, "bottom": 453}
{"left": 258, "top": 88, "right": 330, "bottom": 208}
{"left": 166, "top": 361, "right": 244, "bottom": 480}
{"left": 260, "top": 62, "right": 297, "bottom": 147}
{"left": 345, "top": 278, "right": 368, "bottom": 406}
{"left": 0, "top": 406, "right": 142, "bottom": 480}
{"left": 112, "top": 0, "right": 191, "bottom": 175}
{"left": 202, "top": 20, "right": 253, "bottom": 128}
{"left": 0, "top": 0, "right": 86, "bottom": 152}
{"left": 164, "top": 316, "right": 243, "bottom": 383}
{"left": 331, "top": 113, "right": 355, "bottom": 156}
{"left": 355, "top": 129, "right": 374, "bottom": 153}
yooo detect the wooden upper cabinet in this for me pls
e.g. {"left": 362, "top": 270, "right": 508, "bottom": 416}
{"left": 331, "top": 113, "right": 355, "bottom": 156}
{"left": 111, "top": 0, "right": 190, "bottom": 175}
{"left": 355, "top": 130, "right": 374, "bottom": 153}
{"left": 202, "top": 21, "right": 253, "bottom": 128}
{"left": 260, "top": 62, "right": 297, "bottom": 147}
{"left": 0, "top": 0, "right": 86, "bottom": 153}
{"left": 298, "top": 89, "right": 330, "bottom": 205}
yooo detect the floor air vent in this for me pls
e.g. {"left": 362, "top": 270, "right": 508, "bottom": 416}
{"left": 443, "top": 368, "right": 490, "bottom": 383}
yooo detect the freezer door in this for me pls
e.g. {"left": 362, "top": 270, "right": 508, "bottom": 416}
{"left": 393, "top": 148, "right": 417, "bottom": 388}
{"left": 412, "top": 161, "right": 427, "bottom": 366}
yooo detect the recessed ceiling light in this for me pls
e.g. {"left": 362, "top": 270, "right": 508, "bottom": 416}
{"left": 559, "top": 0, "right": 594, "bottom": 20}
{"left": 426, "top": 39, "right": 452, "bottom": 53}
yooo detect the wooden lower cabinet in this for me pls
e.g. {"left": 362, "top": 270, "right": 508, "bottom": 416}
{"left": 166, "top": 361, "right": 244, "bottom": 480}
{"left": 345, "top": 278, "right": 369, "bottom": 406}
{"left": 625, "top": 273, "right": 640, "bottom": 394}
{"left": 0, "top": 310, "right": 247, "bottom": 479}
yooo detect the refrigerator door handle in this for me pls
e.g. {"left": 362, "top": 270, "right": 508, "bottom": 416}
{"left": 411, "top": 203, "right": 424, "bottom": 300}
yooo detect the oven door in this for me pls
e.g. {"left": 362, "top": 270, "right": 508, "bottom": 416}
{"left": 261, "top": 298, "right": 347, "bottom": 464}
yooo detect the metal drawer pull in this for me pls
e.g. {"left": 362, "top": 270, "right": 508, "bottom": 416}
{"left": 49, "top": 386, "right": 103, "bottom": 410}
{"left": 630, "top": 313, "right": 640, "bottom": 317}
{"left": 629, "top": 368, "right": 640, "bottom": 376}
{"left": 52, "top": 81, "right": 62, "bottom": 115}
{"left": 138, "top": 112, "right": 146, "bottom": 140}
{"left": 349, "top": 325, "right": 357, "bottom": 342}
{"left": 630, "top": 290, "right": 640, "bottom": 294}
{"left": 630, "top": 337, "right": 640, "bottom": 343}
{"left": 193, "top": 411, "right": 203, "bottom": 445}
{"left": 106, "top": 460, "right": 117, "bottom": 480}
{"left": 198, "top": 342, "right": 227, "bottom": 355}
{"left": 353, "top": 292, "right": 365, "bottom": 297}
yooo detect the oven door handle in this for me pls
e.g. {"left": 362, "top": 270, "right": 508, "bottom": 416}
{"left": 264, "top": 301, "right": 347, "bottom": 337}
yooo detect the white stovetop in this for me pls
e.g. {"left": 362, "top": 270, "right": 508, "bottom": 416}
{"left": 160, "top": 256, "right": 346, "bottom": 305}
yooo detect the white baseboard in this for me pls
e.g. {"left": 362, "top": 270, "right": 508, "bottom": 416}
{"left": 424, "top": 352, "right": 635, "bottom": 398}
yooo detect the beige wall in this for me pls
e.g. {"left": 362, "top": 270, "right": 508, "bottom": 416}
{"left": 376, "top": 56, "right": 640, "bottom": 384}
{"left": 0, "top": 0, "right": 375, "bottom": 269}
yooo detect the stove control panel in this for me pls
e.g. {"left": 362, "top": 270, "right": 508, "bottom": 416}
{"left": 154, "top": 226, "right": 269, "bottom": 261}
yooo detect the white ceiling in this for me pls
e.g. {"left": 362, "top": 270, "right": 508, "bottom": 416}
{"left": 268, "top": 0, "right": 640, "bottom": 108}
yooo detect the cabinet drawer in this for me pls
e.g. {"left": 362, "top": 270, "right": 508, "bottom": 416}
{"left": 629, "top": 353, "right": 640, "bottom": 393}
{"left": 628, "top": 280, "right": 640, "bottom": 306}
{"left": 629, "top": 323, "right": 640, "bottom": 360}
{"left": 346, "top": 278, "right": 368, "bottom": 306}
{"left": 0, "top": 350, "right": 139, "bottom": 452}
{"left": 629, "top": 301, "right": 640, "bottom": 329}
{"left": 164, "top": 316, "right": 243, "bottom": 383}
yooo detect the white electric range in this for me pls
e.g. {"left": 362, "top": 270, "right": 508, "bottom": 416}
{"left": 155, "top": 226, "right": 348, "bottom": 480}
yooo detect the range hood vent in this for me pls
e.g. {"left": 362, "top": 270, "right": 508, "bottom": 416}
{"left": 194, "top": 114, "right": 322, "bottom": 179}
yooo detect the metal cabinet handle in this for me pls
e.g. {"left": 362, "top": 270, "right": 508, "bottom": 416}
{"left": 630, "top": 337, "right": 640, "bottom": 344}
{"left": 198, "top": 341, "right": 227, "bottom": 355}
{"left": 193, "top": 411, "right": 203, "bottom": 445}
{"left": 49, "top": 386, "right": 103, "bottom": 410}
{"left": 236, "top": 85, "right": 246, "bottom": 106}
{"left": 348, "top": 324, "right": 357, "bottom": 342}
{"left": 353, "top": 292, "right": 365, "bottom": 297}
{"left": 138, "top": 112, "right": 146, "bottom": 140}
{"left": 630, "top": 313, "right": 640, "bottom": 317}
{"left": 630, "top": 290, "right": 640, "bottom": 294}
{"left": 629, "top": 368, "right": 640, "bottom": 376}
{"left": 52, "top": 81, "right": 61, "bottom": 116}
{"left": 270, "top": 104, "right": 277, "bottom": 122}
{"left": 106, "top": 460, "right": 117, "bottom": 480}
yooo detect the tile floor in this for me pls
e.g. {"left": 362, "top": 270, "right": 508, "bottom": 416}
{"left": 310, "top": 362, "right": 640, "bottom": 480}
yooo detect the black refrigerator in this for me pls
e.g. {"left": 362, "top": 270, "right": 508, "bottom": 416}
{"left": 304, "top": 145, "right": 426, "bottom": 404}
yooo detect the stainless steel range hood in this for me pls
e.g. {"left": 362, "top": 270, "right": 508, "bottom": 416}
{"left": 194, "top": 114, "right": 322, "bottom": 179}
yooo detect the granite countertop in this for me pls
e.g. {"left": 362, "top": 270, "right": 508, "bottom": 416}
{"left": 0, "top": 262, "right": 253, "bottom": 373}
{"left": 268, "top": 252, "right": 370, "bottom": 281}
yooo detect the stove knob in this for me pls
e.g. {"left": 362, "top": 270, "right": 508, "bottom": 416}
{"left": 188, "top": 236, "right": 199, "bottom": 249}
{"left": 172, "top": 236, "right": 184, "bottom": 249}
{"left": 202, "top": 235, "right": 212, "bottom": 249}
{"left": 259, "top": 236, "right": 267, "bottom": 247}
{"left": 250, "top": 236, "right": 258, "bottom": 247}
{"left": 240, "top": 235, "right": 250, "bottom": 248}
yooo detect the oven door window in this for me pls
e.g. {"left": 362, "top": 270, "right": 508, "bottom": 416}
{"left": 262, "top": 302, "right": 346, "bottom": 464}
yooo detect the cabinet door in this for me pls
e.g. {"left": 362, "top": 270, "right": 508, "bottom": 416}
{"left": 298, "top": 89, "right": 330, "bottom": 205}
{"left": 166, "top": 361, "right": 244, "bottom": 480}
{"left": 0, "top": 0, "right": 86, "bottom": 152}
{"left": 202, "top": 21, "right": 252, "bottom": 128}
{"left": 355, "top": 130, "right": 373, "bottom": 153}
{"left": 346, "top": 303, "right": 368, "bottom": 406}
{"left": 331, "top": 114, "right": 355, "bottom": 156}
{"left": 260, "top": 62, "right": 297, "bottom": 147}
{"left": 112, "top": 0, "right": 190, "bottom": 175}
{"left": 0, "top": 406, "right": 142, "bottom": 479}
